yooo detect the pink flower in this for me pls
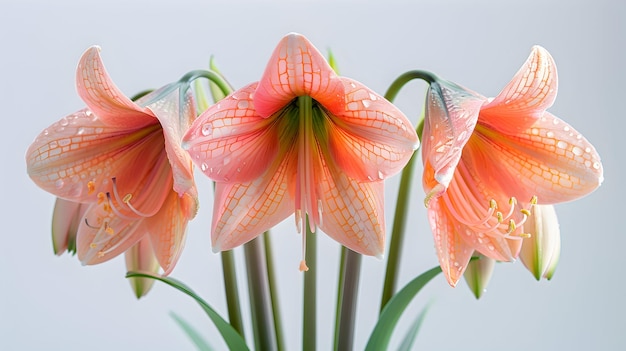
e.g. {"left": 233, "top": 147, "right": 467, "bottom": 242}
{"left": 26, "top": 46, "right": 198, "bottom": 277}
{"left": 421, "top": 46, "right": 603, "bottom": 286}
{"left": 183, "top": 33, "right": 418, "bottom": 269}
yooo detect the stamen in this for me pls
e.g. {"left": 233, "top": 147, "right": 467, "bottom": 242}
{"left": 97, "top": 192, "right": 106, "bottom": 204}
{"left": 87, "top": 181, "right": 96, "bottom": 195}
{"left": 110, "top": 177, "right": 151, "bottom": 218}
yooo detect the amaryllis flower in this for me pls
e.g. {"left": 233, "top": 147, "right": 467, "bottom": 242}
{"left": 422, "top": 46, "right": 603, "bottom": 286}
{"left": 26, "top": 46, "right": 198, "bottom": 278}
{"left": 183, "top": 33, "right": 418, "bottom": 269}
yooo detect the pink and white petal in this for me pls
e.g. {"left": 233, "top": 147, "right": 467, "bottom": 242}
{"left": 145, "top": 86, "right": 198, "bottom": 199}
{"left": 317, "top": 166, "right": 386, "bottom": 257}
{"left": 184, "top": 84, "right": 279, "bottom": 183}
{"left": 427, "top": 199, "right": 475, "bottom": 287}
{"left": 254, "top": 33, "right": 345, "bottom": 117}
{"left": 421, "top": 81, "right": 485, "bottom": 190}
{"left": 76, "top": 202, "right": 146, "bottom": 265}
{"left": 144, "top": 189, "right": 193, "bottom": 275}
{"left": 26, "top": 108, "right": 161, "bottom": 202}
{"left": 211, "top": 158, "right": 294, "bottom": 252}
{"left": 480, "top": 46, "right": 558, "bottom": 132}
{"left": 328, "top": 78, "right": 419, "bottom": 182}
{"left": 51, "top": 198, "right": 87, "bottom": 255}
{"left": 76, "top": 46, "right": 154, "bottom": 128}
{"left": 472, "top": 111, "right": 603, "bottom": 203}
{"left": 125, "top": 237, "right": 159, "bottom": 298}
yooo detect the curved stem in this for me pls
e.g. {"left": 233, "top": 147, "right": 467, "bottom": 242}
{"left": 244, "top": 236, "right": 277, "bottom": 351}
{"left": 380, "top": 75, "right": 428, "bottom": 311}
{"left": 220, "top": 250, "right": 245, "bottom": 338}
{"left": 302, "top": 217, "right": 317, "bottom": 351}
{"left": 335, "top": 249, "right": 362, "bottom": 351}
{"left": 178, "top": 69, "right": 234, "bottom": 97}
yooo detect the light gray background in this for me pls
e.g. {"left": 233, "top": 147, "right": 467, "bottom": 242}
{"left": 2, "top": 0, "right": 623, "bottom": 350}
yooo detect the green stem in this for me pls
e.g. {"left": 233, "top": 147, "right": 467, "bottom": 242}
{"left": 177, "top": 69, "right": 234, "bottom": 97}
{"left": 244, "top": 237, "right": 277, "bottom": 351}
{"left": 220, "top": 250, "right": 245, "bottom": 338}
{"left": 379, "top": 71, "right": 432, "bottom": 313}
{"left": 332, "top": 247, "right": 347, "bottom": 351}
{"left": 263, "top": 232, "right": 285, "bottom": 351}
{"left": 335, "top": 249, "right": 362, "bottom": 351}
{"left": 302, "top": 217, "right": 317, "bottom": 351}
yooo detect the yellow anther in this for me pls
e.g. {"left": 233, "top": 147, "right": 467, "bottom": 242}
{"left": 90, "top": 243, "right": 97, "bottom": 249}
{"left": 496, "top": 211, "right": 504, "bottom": 223}
{"left": 520, "top": 209, "right": 531, "bottom": 216}
{"left": 519, "top": 233, "right": 532, "bottom": 238}
{"left": 509, "top": 197, "right": 517, "bottom": 205}
{"left": 97, "top": 192, "right": 106, "bottom": 204}
{"left": 508, "top": 219, "right": 516, "bottom": 232}
{"left": 489, "top": 199, "right": 497, "bottom": 209}
{"left": 103, "top": 202, "right": 112, "bottom": 213}
{"left": 105, "top": 226, "right": 115, "bottom": 235}
{"left": 123, "top": 194, "right": 132, "bottom": 203}
{"left": 530, "top": 195, "right": 538, "bottom": 205}
{"left": 87, "top": 181, "right": 96, "bottom": 195}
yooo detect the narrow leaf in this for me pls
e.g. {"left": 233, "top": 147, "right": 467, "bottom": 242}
{"left": 397, "top": 303, "right": 431, "bottom": 351}
{"left": 365, "top": 266, "right": 441, "bottom": 351}
{"left": 126, "top": 271, "right": 249, "bottom": 351}
{"left": 170, "top": 312, "right": 214, "bottom": 351}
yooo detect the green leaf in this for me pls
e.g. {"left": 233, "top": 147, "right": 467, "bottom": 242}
{"left": 397, "top": 302, "right": 431, "bottom": 351}
{"left": 126, "top": 271, "right": 249, "bottom": 351}
{"left": 209, "top": 56, "right": 227, "bottom": 103}
{"left": 365, "top": 266, "right": 441, "bottom": 351}
{"left": 170, "top": 312, "right": 214, "bottom": 351}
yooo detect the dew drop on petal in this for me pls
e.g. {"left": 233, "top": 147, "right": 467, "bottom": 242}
{"left": 77, "top": 127, "right": 85, "bottom": 135}
{"left": 369, "top": 93, "right": 377, "bottom": 101}
{"left": 531, "top": 128, "right": 539, "bottom": 135}
{"left": 593, "top": 162, "right": 601, "bottom": 170}
{"left": 546, "top": 131, "right": 554, "bottom": 138}
{"left": 564, "top": 126, "right": 570, "bottom": 132}
{"left": 557, "top": 141, "right": 567, "bottom": 149}
{"left": 201, "top": 123, "right": 213, "bottom": 136}
{"left": 572, "top": 146, "right": 583, "bottom": 156}
{"left": 60, "top": 118, "right": 69, "bottom": 127}
{"left": 201, "top": 163, "right": 208, "bottom": 171}
{"left": 585, "top": 147, "right": 591, "bottom": 153}
{"left": 362, "top": 100, "right": 371, "bottom": 108}
{"left": 378, "top": 170, "right": 384, "bottom": 180}
{"left": 55, "top": 179, "right": 64, "bottom": 189}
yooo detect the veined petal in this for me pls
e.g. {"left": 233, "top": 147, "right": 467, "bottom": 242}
{"left": 144, "top": 189, "right": 193, "bottom": 275}
{"left": 211, "top": 158, "right": 294, "bottom": 252}
{"left": 480, "top": 46, "right": 558, "bottom": 132}
{"left": 328, "top": 78, "right": 419, "bottom": 182}
{"left": 51, "top": 198, "right": 88, "bottom": 255}
{"left": 471, "top": 111, "right": 603, "bottom": 203}
{"left": 254, "top": 33, "right": 345, "bottom": 117}
{"left": 76, "top": 202, "right": 146, "bottom": 265}
{"left": 427, "top": 198, "right": 475, "bottom": 287}
{"left": 183, "top": 84, "right": 279, "bottom": 183}
{"left": 317, "top": 164, "right": 386, "bottom": 258}
{"left": 422, "top": 81, "right": 486, "bottom": 192}
{"left": 125, "top": 238, "right": 159, "bottom": 298}
{"left": 145, "top": 85, "right": 198, "bottom": 204}
{"left": 76, "top": 46, "right": 154, "bottom": 128}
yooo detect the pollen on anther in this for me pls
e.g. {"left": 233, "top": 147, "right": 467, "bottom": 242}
{"left": 87, "top": 181, "right": 96, "bottom": 195}
{"left": 97, "top": 192, "right": 106, "bottom": 204}
{"left": 520, "top": 209, "right": 531, "bottom": 216}
{"left": 123, "top": 194, "right": 132, "bottom": 203}
{"left": 496, "top": 212, "right": 504, "bottom": 223}
{"left": 90, "top": 243, "right": 97, "bottom": 249}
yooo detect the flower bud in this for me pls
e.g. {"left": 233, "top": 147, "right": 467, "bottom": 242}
{"left": 463, "top": 254, "right": 495, "bottom": 299}
{"left": 519, "top": 205, "right": 560, "bottom": 280}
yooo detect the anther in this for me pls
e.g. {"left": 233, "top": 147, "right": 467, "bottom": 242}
{"left": 97, "top": 192, "right": 106, "bottom": 204}
{"left": 530, "top": 195, "right": 538, "bottom": 205}
{"left": 87, "top": 181, "right": 96, "bottom": 195}
{"left": 123, "top": 194, "right": 132, "bottom": 203}
{"left": 507, "top": 219, "right": 516, "bottom": 233}
{"left": 299, "top": 260, "right": 309, "bottom": 272}
{"left": 496, "top": 212, "right": 504, "bottom": 223}
{"left": 489, "top": 199, "right": 497, "bottom": 209}
{"left": 520, "top": 209, "right": 531, "bottom": 217}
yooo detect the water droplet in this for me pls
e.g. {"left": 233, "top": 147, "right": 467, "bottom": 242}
{"left": 85, "top": 110, "right": 93, "bottom": 117}
{"left": 487, "top": 244, "right": 495, "bottom": 251}
{"left": 572, "top": 146, "right": 583, "bottom": 156}
{"left": 585, "top": 147, "right": 591, "bottom": 153}
{"left": 378, "top": 170, "right": 384, "bottom": 180}
{"left": 531, "top": 128, "right": 539, "bottom": 135}
{"left": 546, "top": 131, "right": 554, "bottom": 138}
{"left": 55, "top": 179, "right": 64, "bottom": 188}
{"left": 236, "top": 167, "right": 241, "bottom": 173}
{"left": 557, "top": 141, "right": 567, "bottom": 149}
{"left": 60, "top": 118, "right": 69, "bottom": 126}
{"left": 369, "top": 93, "right": 377, "bottom": 101}
{"left": 362, "top": 100, "right": 371, "bottom": 108}
{"left": 237, "top": 100, "right": 249, "bottom": 109}
{"left": 592, "top": 162, "right": 601, "bottom": 170}
{"left": 367, "top": 175, "right": 374, "bottom": 181}
{"left": 77, "top": 127, "right": 85, "bottom": 135}
{"left": 552, "top": 118, "right": 559, "bottom": 125}
{"left": 201, "top": 163, "right": 208, "bottom": 171}
{"left": 563, "top": 126, "right": 570, "bottom": 132}
{"left": 201, "top": 123, "right": 213, "bottom": 136}
{"left": 43, "top": 129, "right": 49, "bottom": 136}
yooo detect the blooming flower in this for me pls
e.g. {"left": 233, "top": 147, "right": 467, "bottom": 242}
{"left": 183, "top": 33, "right": 418, "bottom": 269}
{"left": 26, "top": 46, "right": 198, "bottom": 277}
{"left": 421, "top": 46, "right": 603, "bottom": 286}
{"left": 519, "top": 204, "right": 561, "bottom": 280}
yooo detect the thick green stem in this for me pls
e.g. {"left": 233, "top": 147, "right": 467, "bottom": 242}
{"left": 332, "top": 247, "right": 347, "bottom": 350}
{"left": 220, "top": 250, "right": 245, "bottom": 338}
{"left": 244, "top": 237, "right": 277, "bottom": 351}
{"left": 302, "top": 217, "right": 317, "bottom": 351}
{"left": 263, "top": 233, "right": 285, "bottom": 351}
{"left": 335, "top": 249, "right": 362, "bottom": 351}
{"left": 379, "top": 71, "right": 431, "bottom": 312}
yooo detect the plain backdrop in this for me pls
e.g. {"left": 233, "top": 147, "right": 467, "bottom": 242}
{"left": 2, "top": 0, "right": 624, "bottom": 350}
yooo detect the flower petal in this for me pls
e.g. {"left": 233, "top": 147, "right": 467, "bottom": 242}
{"left": 145, "top": 85, "right": 198, "bottom": 205}
{"left": 426, "top": 198, "right": 475, "bottom": 287}
{"left": 253, "top": 33, "right": 345, "bottom": 117}
{"left": 317, "top": 165, "right": 386, "bottom": 257}
{"left": 480, "top": 45, "right": 558, "bottom": 133}
{"left": 471, "top": 111, "right": 603, "bottom": 203}
{"left": 76, "top": 46, "right": 154, "bottom": 128}
{"left": 125, "top": 237, "right": 159, "bottom": 298}
{"left": 421, "top": 81, "right": 486, "bottom": 192}
{"left": 76, "top": 202, "right": 146, "bottom": 265}
{"left": 51, "top": 198, "right": 87, "bottom": 255}
{"left": 144, "top": 189, "right": 193, "bottom": 275}
{"left": 327, "top": 78, "right": 419, "bottom": 182}
{"left": 183, "top": 84, "right": 279, "bottom": 184}
{"left": 211, "top": 158, "right": 294, "bottom": 252}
